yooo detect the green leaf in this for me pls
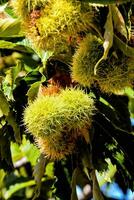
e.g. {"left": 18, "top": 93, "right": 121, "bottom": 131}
{"left": 111, "top": 5, "right": 127, "bottom": 39}
{"left": 10, "top": 142, "right": 24, "bottom": 163}
{"left": 124, "top": 87, "right": 134, "bottom": 98}
{"left": 27, "top": 81, "right": 41, "bottom": 103}
{"left": 0, "top": 110, "right": 3, "bottom": 118}
{"left": 16, "top": 38, "right": 35, "bottom": 53}
{"left": 114, "top": 34, "right": 134, "bottom": 57}
{"left": 0, "top": 18, "right": 23, "bottom": 37}
{"left": 33, "top": 154, "right": 47, "bottom": 200}
{"left": 3, "top": 60, "right": 23, "bottom": 92}
{"left": 0, "top": 90, "right": 9, "bottom": 117}
{"left": 45, "top": 162, "right": 54, "bottom": 178}
{"left": 0, "top": 40, "right": 33, "bottom": 53}
{"left": 0, "top": 169, "right": 5, "bottom": 189}
{"left": 4, "top": 179, "right": 37, "bottom": 199}
{"left": 97, "top": 159, "right": 116, "bottom": 186}
{"left": 94, "top": 6, "right": 113, "bottom": 75}
{"left": 3, "top": 176, "right": 55, "bottom": 199}
{"left": 34, "top": 49, "right": 53, "bottom": 68}
{"left": 12, "top": 60, "right": 23, "bottom": 81}
{"left": 6, "top": 112, "right": 21, "bottom": 144}
{"left": 20, "top": 137, "right": 40, "bottom": 166}
{"left": 0, "top": 40, "right": 16, "bottom": 49}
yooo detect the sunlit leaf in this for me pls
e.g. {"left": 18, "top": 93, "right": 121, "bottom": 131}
{"left": 97, "top": 159, "right": 117, "bottom": 186}
{"left": 27, "top": 81, "right": 41, "bottom": 103}
{"left": 4, "top": 179, "right": 37, "bottom": 199}
{"left": 12, "top": 60, "right": 23, "bottom": 80}
{"left": 45, "top": 162, "right": 54, "bottom": 178}
{"left": 17, "top": 38, "right": 35, "bottom": 53}
{"left": 11, "top": 142, "right": 24, "bottom": 163}
{"left": 0, "top": 90, "right": 9, "bottom": 116}
{"left": 0, "top": 40, "right": 33, "bottom": 53}
{"left": 0, "top": 17, "right": 23, "bottom": 37}
{"left": 124, "top": 87, "right": 134, "bottom": 98}
{"left": 20, "top": 137, "right": 40, "bottom": 166}
{"left": 0, "top": 169, "right": 5, "bottom": 188}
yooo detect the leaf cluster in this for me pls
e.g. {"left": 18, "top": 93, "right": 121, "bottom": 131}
{"left": 0, "top": 0, "right": 134, "bottom": 199}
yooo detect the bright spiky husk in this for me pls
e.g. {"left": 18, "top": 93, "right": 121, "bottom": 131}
{"left": 72, "top": 34, "right": 134, "bottom": 93}
{"left": 24, "top": 95, "right": 66, "bottom": 138}
{"left": 60, "top": 88, "right": 95, "bottom": 129}
{"left": 99, "top": 56, "right": 134, "bottom": 93}
{"left": 72, "top": 34, "right": 104, "bottom": 87}
{"left": 12, "top": 0, "right": 94, "bottom": 54}
{"left": 24, "top": 88, "right": 94, "bottom": 137}
{"left": 11, "top": 0, "right": 46, "bottom": 18}
{"left": 24, "top": 88, "right": 95, "bottom": 159}
{"left": 35, "top": 130, "right": 77, "bottom": 160}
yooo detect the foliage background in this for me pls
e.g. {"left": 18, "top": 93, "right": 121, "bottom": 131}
{"left": 0, "top": 0, "right": 134, "bottom": 199}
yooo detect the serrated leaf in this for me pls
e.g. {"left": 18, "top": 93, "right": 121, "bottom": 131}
{"left": 27, "top": 81, "right": 41, "bottom": 103}
{"left": 20, "top": 136, "right": 40, "bottom": 166}
{"left": 97, "top": 159, "right": 116, "bottom": 186}
{"left": 6, "top": 112, "right": 21, "bottom": 144}
{"left": 17, "top": 38, "right": 35, "bottom": 53}
{"left": 111, "top": 5, "right": 127, "bottom": 39}
{"left": 94, "top": 6, "right": 113, "bottom": 75}
{"left": 3, "top": 177, "right": 54, "bottom": 199}
{"left": 4, "top": 180, "right": 37, "bottom": 199}
{"left": 0, "top": 90, "right": 9, "bottom": 116}
{"left": 0, "top": 40, "right": 33, "bottom": 53}
{"left": 5, "top": 68, "right": 13, "bottom": 88}
{"left": 12, "top": 60, "right": 23, "bottom": 81}
{"left": 3, "top": 61, "right": 23, "bottom": 90}
{"left": 33, "top": 154, "right": 47, "bottom": 200}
